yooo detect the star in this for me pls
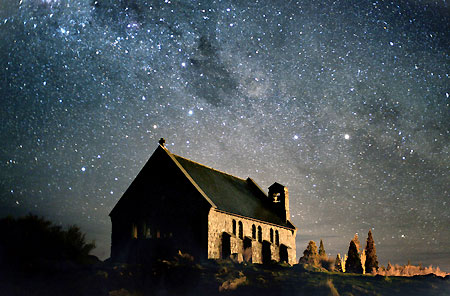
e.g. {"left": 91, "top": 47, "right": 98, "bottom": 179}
{"left": 0, "top": 0, "right": 448, "bottom": 272}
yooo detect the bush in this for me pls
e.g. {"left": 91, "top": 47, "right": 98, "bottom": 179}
{"left": 0, "top": 214, "right": 96, "bottom": 270}
{"left": 319, "top": 257, "right": 335, "bottom": 271}
{"left": 299, "top": 241, "right": 319, "bottom": 266}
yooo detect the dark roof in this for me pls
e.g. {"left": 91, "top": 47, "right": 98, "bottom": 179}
{"left": 171, "top": 152, "right": 294, "bottom": 229}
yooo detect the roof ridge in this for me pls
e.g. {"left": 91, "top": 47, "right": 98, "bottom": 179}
{"left": 173, "top": 153, "right": 248, "bottom": 182}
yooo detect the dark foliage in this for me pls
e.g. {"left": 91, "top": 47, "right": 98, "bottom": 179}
{"left": 299, "top": 240, "right": 319, "bottom": 266}
{"left": 318, "top": 239, "right": 326, "bottom": 258}
{"left": 0, "top": 214, "right": 96, "bottom": 271}
{"left": 319, "top": 257, "right": 335, "bottom": 271}
{"left": 345, "top": 240, "right": 363, "bottom": 274}
{"left": 335, "top": 254, "right": 343, "bottom": 272}
{"left": 365, "top": 230, "right": 379, "bottom": 273}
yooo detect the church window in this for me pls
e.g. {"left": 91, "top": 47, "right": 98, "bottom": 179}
{"left": 252, "top": 224, "right": 256, "bottom": 239}
{"left": 275, "top": 230, "right": 280, "bottom": 246}
{"left": 232, "top": 219, "right": 236, "bottom": 235}
{"left": 238, "top": 221, "right": 243, "bottom": 239}
{"left": 270, "top": 228, "right": 274, "bottom": 243}
{"left": 257, "top": 226, "right": 262, "bottom": 242}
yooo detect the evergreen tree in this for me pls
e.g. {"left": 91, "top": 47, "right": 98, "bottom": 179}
{"left": 364, "top": 230, "right": 379, "bottom": 273}
{"left": 318, "top": 239, "right": 326, "bottom": 258}
{"left": 352, "top": 233, "right": 361, "bottom": 253}
{"left": 360, "top": 249, "right": 366, "bottom": 274}
{"left": 387, "top": 262, "right": 393, "bottom": 271}
{"left": 334, "top": 254, "right": 343, "bottom": 272}
{"left": 342, "top": 254, "right": 347, "bottom": 272}
{"left": 345, "top": 240, "right": 363, "bottom": 274}
{"left": 299, "top": 241, "right": 319, "bottom": 266}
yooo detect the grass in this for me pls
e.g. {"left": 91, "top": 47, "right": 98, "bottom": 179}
{"left": 0, "top": 257, "right": 448, "bottom": 296}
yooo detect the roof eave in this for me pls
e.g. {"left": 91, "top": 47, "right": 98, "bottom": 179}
{"left": 213, "top": 208, "right": 296, "bottom": 231}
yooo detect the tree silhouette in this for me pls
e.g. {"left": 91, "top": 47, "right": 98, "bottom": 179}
{"left": 387, "top": 262, "right": 393, "bottom": 271}
{"left": 299, "top": 241, "right": 319, "bottom": 266}
{"left": 364, "top": 230, "right": 379, "bottom": 273}
{"left": 352, "top": 233, "right": 361, "bottom": 253}
{"left": 334, "top": 254, "right": 343, "bottom": 272}
{"left": 345, "top": 240, "right": 363, "bottom": 274}
{"left": 318, "top": 239, "right": 326, "bottom": 258}
{"left": 0, "top": 214, "right": 95, "bottom": 270}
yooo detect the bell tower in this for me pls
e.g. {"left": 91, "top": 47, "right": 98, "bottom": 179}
{"left": 268, "top": 182, "right": 290, "bottom": 223}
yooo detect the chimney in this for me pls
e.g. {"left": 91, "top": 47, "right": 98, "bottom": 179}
{"left": 268, "top": 182, "right": 290, "bottom": 223}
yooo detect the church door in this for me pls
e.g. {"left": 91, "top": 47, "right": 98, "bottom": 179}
{"left": 262, "top": 241, "right": 272, "bottom": 264}
{"left": 243, "top": 237, "right": 252, "bottom": 262}
{"left": 280, "top": 244, "right": 288, "bottom": 263}
{"left": 221, "top": 232, "right": 231, "bottom": 259}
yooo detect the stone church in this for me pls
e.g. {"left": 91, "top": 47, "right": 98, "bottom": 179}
{"left": 109, "top": 139, "right": 297, "bottom": 264}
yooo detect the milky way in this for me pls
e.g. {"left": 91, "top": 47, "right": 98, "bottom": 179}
{"left": 1, "top": 0, "right": 449, "bottom": 269}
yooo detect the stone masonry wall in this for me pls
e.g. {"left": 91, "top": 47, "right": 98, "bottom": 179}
{"left": 207, "top": 209, "right": 297, "bottom": 264}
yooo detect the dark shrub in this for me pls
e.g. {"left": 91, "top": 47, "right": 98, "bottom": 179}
{"left": 0, "top": 214, "right": 95, "bottom": 271}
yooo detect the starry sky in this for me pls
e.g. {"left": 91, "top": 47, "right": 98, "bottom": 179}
{"left": 1, "top": 0, "right": 449, "bottom": 270}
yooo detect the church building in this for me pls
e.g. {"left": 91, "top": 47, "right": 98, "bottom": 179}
{"left": 109, "top": 139, "right": 297, "bottom": 264}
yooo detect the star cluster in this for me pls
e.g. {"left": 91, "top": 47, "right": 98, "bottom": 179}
{"left": 1, "top": 0, "right": 449, "bottom": 269}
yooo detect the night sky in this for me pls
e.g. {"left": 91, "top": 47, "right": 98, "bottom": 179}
{"left": 1, "top": 0, "right": 449, "bottom": 271}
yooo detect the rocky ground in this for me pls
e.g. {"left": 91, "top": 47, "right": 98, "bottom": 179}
{"left": 0, "top": 256, "right": 449, "bottom": 296}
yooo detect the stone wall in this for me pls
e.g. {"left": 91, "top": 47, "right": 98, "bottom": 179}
{"left": 207, "top": 209, "right": 297, "bottom": 264}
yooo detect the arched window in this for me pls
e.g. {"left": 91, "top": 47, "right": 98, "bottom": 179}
{"left": 275, "top": 230, "right": 279, "bottom": 246}
{"left": 270, "top": 228, "right": 274, "bottom": 243}
{"left": 238, "top": 221, "right": 243, "bottom": 239}
{"left": 232, "top": 219, "right": 236, "bottom": 235}
{"left": 252, "top": 225, "right": 256, "bottom": 239}
{"left": 257, "top": 226, "right": 262, "bottom": 243}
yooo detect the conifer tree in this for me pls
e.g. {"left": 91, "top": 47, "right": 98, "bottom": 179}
{"left": 386, "top": 261, "right": 392, "bottom": 270}
{"left": 352, "top": 233, "right": 361, "bottom": 253}
{"left": 318, "top": 239, "right": 326, "bottom": 258}
{"left": 387, "top": 262, "right": 392, "bottom": 271}
{"left": 360, "top": 249, "right": 366, "bottom": 274}
{"left": 345, "top": 240, "right": 363, "bottom": 274}
{"left": 299, "top": 240, "right": 319, "bottom": 266}
{"left": 342, "top": 254, "right": 347, "bottom": 272}
{"left": 334, "top": 254, "right": 343, "bottom": 272}
{"left": 364, "top": 230, "right": 379, "bottom": 273}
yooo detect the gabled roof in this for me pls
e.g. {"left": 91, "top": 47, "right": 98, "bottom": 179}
{"left": 110, "top": 144, "right": 295, "bottom": 229}
{"left": 168, "top": 148, "right": 294, "bottom": 229}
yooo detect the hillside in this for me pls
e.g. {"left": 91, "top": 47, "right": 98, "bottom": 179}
{"left": 1, "top": 256, "right": 449, "bottom": 296}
